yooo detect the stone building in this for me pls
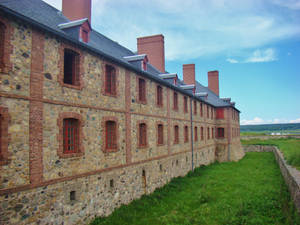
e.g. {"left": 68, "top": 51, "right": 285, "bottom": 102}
{"left": 0, "top": 0, "right": 244, "bottom": 224}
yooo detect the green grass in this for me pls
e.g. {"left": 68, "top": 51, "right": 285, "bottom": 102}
{"left": 90, "top": 153, "right": 300, "bottom": 225}
{"left": 242, "top": 138, "right": 300, "bottom": 170}
{"left": 240, "top": 131, "right": 268, "bottom": 136}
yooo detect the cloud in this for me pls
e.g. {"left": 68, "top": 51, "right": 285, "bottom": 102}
{"left": 290, "top": 118, "right": 300, "bottom": 123}
{"left": 226, "top": 58, "right": 239, "bottom": 63}
{"left": 272, "top": 0, "right": 300, "bottom": 10}
{"left": 245, "top": 48, "right": 277, "bottom": 63}
{"left": 241, "top": 117, "right": 300, "bottom": 125}
{"left": 43, "top": 0, "right": 300, "bottom": 61}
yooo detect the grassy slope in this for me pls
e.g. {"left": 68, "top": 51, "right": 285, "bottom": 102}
{"left": 242, "top": 138, "right": 300, "bottom": 170}
{"left": 90, "top": 153, "right": 300, "bottom": 225}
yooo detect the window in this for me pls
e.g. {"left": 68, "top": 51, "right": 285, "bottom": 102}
{"left": 173, "top": 92, "right": 178, "bottom": 110}
{"left": 174, "top": 125, "right": 179, "bottom": 144}
{"left": 70, "top": 191, "right": 76, "bottom": 201}
{"left": 138, "top": 123, "right": 147, "bottom": 147}
{"left": 207, "top": 127, "right": 210, "bottom": 139}
{"left": 201, "top": 127, "right": 204, "bottom": 140}
{"left": 157, "top": 124, "right": 164, "bottom": 145}
{"left": 0, "top": 22, "right": 4, "bottom": 68}
{"left": 194, "top": 101, "right": 197, "bottom": 115}
{"left": 142, "top": 60, "right": 147, "bottom": 71}
{"left": 138, "top": 78, "right": 146, "bottom": 103}
{"left": 212, "top": 128, "right": 214, "bottom": 139}
{"left": 64, "top": 49, "right": 79, "bottom": 86}
{"left": 200, "top": 103, "right": 203, "bottom": 117}
{"left": 211, "top": 108, "right": 213, "bottom": 119}
{"left": 184, "top": 96, "right": 188, "bottom": 113}
{"left": 217, "top": 127, "right": 225, "bottom": 138}
{"left": 63, "top": 118, "right": 79, "bottom": 154}
{"left": 104, "top": 65, "right": 116, "bottom": 95}
{"left": 157, "top": 85, "right": 163, "bottom": 107}
{"left": 184, "top": 125, "right": 189, "bottom": 143}
{"left": 216, "top": 108, "right": 224, "bottom": 119}
{"left": 106, "top": 120, "right": 117, "bottom": 150}
{"left": 194, "top": 126, "right": 198, "bottom": 141}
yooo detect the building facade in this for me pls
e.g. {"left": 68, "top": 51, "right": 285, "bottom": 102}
{"left": 0, "top": 0, "right": 244, "bottom": 224}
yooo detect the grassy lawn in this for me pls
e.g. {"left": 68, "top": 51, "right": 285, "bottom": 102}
{"left": 242, "top": 138, "right": 300, "bottom": 170}
{"left": 90, "top": 153, "right": 300, "bottom": 225}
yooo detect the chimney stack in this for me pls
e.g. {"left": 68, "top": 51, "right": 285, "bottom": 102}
{"left": 137, "top": 34, "right": 165, "bottom": 73}
{"left": 62, "top": 0, "right": 91, "bottom": 23}
{"left": 183, "top": 64, "right": 195, "bottom": 85}
{"left": 208, "top": 70, "right": 219, "bottom": 96}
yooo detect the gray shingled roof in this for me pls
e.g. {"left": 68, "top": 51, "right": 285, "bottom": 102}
{"left": 0, "top": 0, "right": 236, "bottom": 110}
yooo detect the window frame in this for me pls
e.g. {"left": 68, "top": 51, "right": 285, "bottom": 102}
{"left": 136, "top": 77, "right": 147, "bottom": 104}
{"left": 0, "top": 107, "right": 10, "bottom": 166}
{"left": 105, "top": 120, "right": 118, "bottom": 150}
{"left": 194, "top": 126, "right": 198, "bottom": 142}
{"left": 156, "top": 85, "right": 163, "bottom": 107}
{"left": 102, "top": 117, "right": 119, "bottom": 153}
{"left": 194, "top": 101, "right": 197, "bottom": 115}
{"left": 174, "top": 125, "right": 179, "bottom": 144}
{"left": 0, "top": 18, "right": 13, "bottom": 74}
{"left": 217, "top": 127, "right": 225, "bottom": 139}
{"left": 183, "top": 96, "right": 188, "bottom": 113}
{"left": 157, "top": 123, "right": 164, "bottom": 146}
{"left": 59, "top": 44, "right": 84, "bottom": 90}
{"left": 103, "top": 64, "right": 117, "bottom": 97}
{"left": 57, "top": 112, "right": 84, "bottom": 158}
{"left": 173, "top": 92, "right": 178, "bottom": 111}
{"left": 137, "top": 121, "right": 148, "bottom": 148}
{"left": 184, "top": 125, "right": 189, "bottom": 143}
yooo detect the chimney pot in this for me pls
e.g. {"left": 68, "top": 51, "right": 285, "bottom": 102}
{"left": 62, "top": 0, "right": 91, "bottom": 24}
{"left": 208, "top": 70, "right": 219, "bottom": 96}
{"left": 137, "top": 34, "right": 165, "bottom": 73}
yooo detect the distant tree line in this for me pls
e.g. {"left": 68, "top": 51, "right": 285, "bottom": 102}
{"left": 240, "top": 123, "right": 300, "bottom": 132}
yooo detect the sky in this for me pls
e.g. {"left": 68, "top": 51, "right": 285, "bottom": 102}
{"left": 44, "top": 0, "right": 300, "bottom": 125}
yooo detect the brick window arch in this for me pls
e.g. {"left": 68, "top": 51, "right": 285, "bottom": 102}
{"left": 174, "top": 125, "right": 179, "bottom": 144}
{"left": 138, "top": 122, "right": 147, "bottom": 147}
{"left": 104, "top": 64, "right": 117, "bottom": 96}
{"left": 157, "top": 123, "right": 164, "bottom": 145}
{"left": 57, "top": 112, "right": 84, "bottom": 158}
{"left": 156, "top": 85, "right": 163, "bottom": 107}
{"left": 184, "top": 125, "right": 189, "bottom": 143}
{"left": 0, "top": 107, "right": 10, "bottom": 166}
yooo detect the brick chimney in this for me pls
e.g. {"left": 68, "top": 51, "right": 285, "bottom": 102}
{"left": 208, "top": 70, "right": 219, "bottom": 96}
{"left": 183, "top": 64, "right": 195, "bottom": 85}
{"left": 62, "top": 0, "right": 91, "bottom": 23}
{"left": 137, "top": 34, "right": 165, "bottom": 73}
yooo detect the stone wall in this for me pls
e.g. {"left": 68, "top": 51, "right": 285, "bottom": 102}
{"left": 243, "top": 145, "right": 300, "bottom": 214}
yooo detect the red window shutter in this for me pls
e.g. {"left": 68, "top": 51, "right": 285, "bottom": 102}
{"left": 106, "top": 121, "right": 117, "bottom": 149}
{"left": 63, "top": 119, "right": 79, "bottom": 153}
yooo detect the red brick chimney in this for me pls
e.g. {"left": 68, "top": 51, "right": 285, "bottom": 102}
{"left": 208, "top": 70, "right": 219, "bottom": 96}
{"left": 137, "top": 34, "right": 165, "bottom": 73}
{"left": 62, "top": 0, "right": 91, "bottom": 23}
{"left": 183, "top": 64, "right": 195, "bottom": 85}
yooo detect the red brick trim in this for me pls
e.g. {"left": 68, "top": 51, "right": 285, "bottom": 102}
{"left": 0, "top": 16, "right": 13, "bottom": 74}
{"left": 101, "top": 62, "right": 120, "bottom": 97}
{"left": 29, "top": 30, "right": 45, "bottom": 184}
{"left": 58, "top": 42, "right": 84, "bottom": 90}
{"left": 125, "top": 70, "right": 132, "bottom": 163}
{"left": 57, "top": 112, "right": 85, "bottom": 158}
{"left": 156, "top": 121, "right": 165, "bottom": 146}
{"left": 137, "top": 120, "right": 149, "bottom": 148}
{"left": 102, "top": 116, "right": 119, "bottom": 153}
{"left": 155, "top": 84, "right": 164, "bottom": 108}
{"left": 136, "top": 76, "right": 147, "bottom": 104}
{"left": 0, "top": 106, "right": 11, "bottom": 166}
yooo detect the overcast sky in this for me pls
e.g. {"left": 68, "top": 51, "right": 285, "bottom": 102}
{"left": 44, "top": 0, "right": 300, "bottom": 125}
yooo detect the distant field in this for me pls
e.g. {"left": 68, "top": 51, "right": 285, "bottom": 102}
{"left": 240, "top": 123, "right": 300, "bottom": 135}
{"left": 90, "top": 153, "right": 299, "bottom": 225}
{"left": 241, "top": 138, "right": 300, "bottom": 170}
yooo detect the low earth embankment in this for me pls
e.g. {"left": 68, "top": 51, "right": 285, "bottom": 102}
{"left": 241, "top": 138, "right": 300, "bottom": 170}
{"left": 90, "top": 153, "right": 300, "bottom": 225}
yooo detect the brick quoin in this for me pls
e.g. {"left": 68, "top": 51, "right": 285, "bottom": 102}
{"left": 29, "top": 29, "right": 45, "bottom": 184}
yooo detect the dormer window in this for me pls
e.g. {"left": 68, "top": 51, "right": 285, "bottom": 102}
{"left": 142, "top": 59, "right": 147, "bottom": 71}
{"left": 58, "top": 18, "right": 91, "bottom": 43}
